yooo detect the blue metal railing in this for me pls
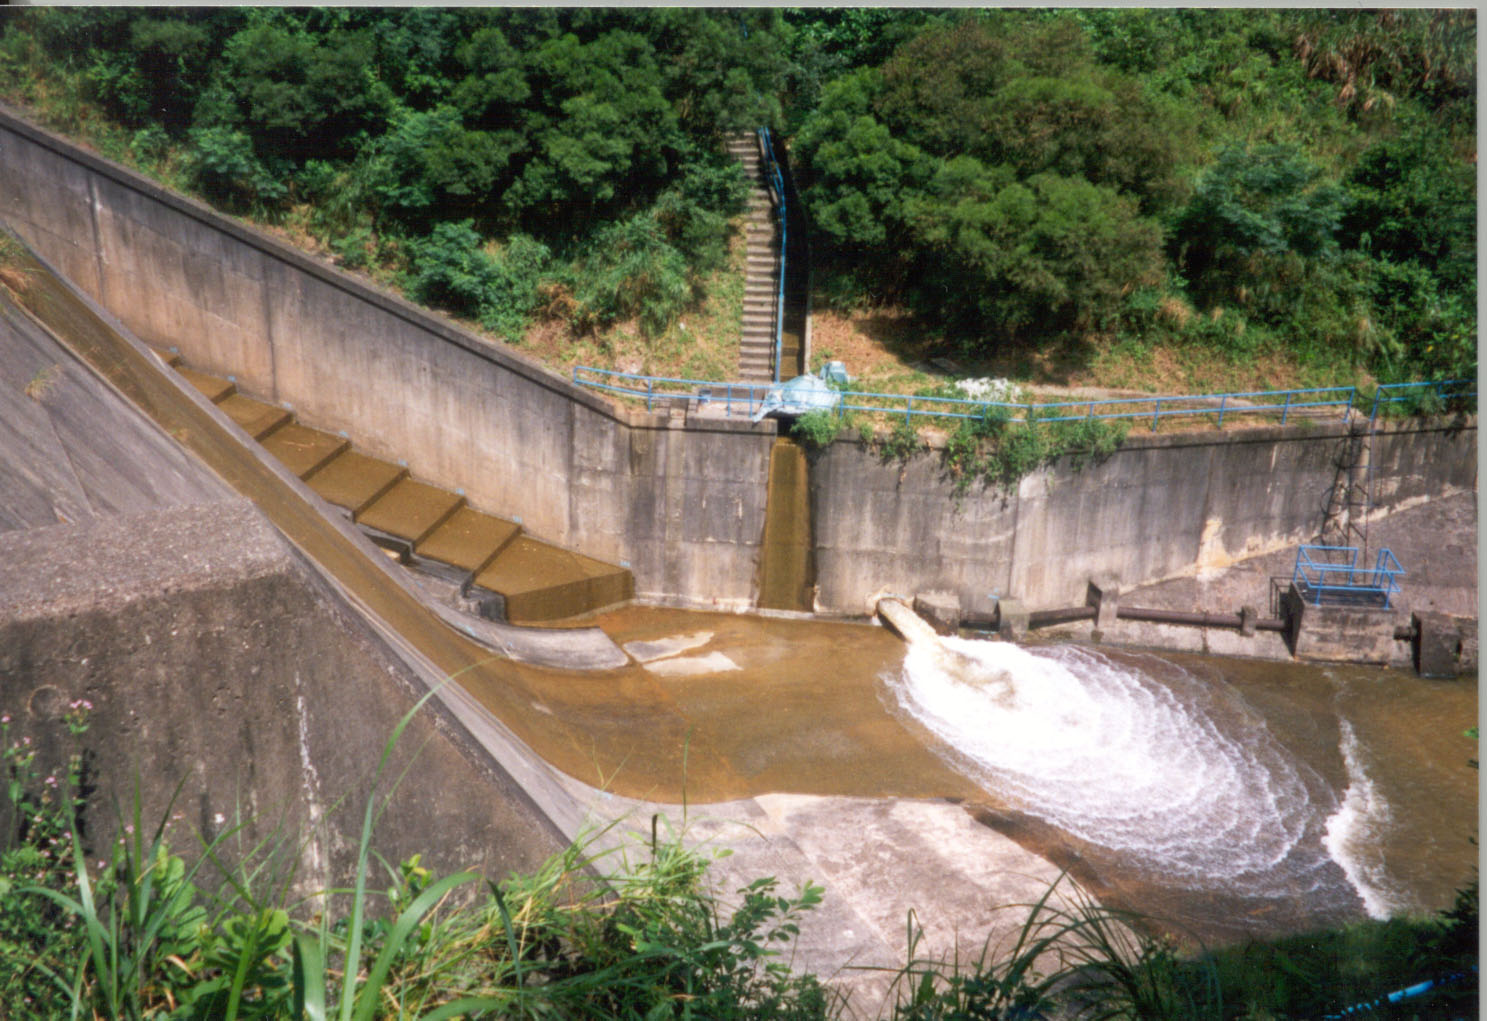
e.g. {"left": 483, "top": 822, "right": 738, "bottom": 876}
{"left": 574, "top": 366, "right": 772, "bottom": 417}
{"left": 757, "top": 127, "right": 786, "bottom": 383}
{"left": 1292, "top": 544, "right": 1404, "bottom": 608}
{"left": 572, "top": 366, "right": 1475, "bottom": 433}
{"left": 1369, "top": 379, "right": 1476, "bottom": 423}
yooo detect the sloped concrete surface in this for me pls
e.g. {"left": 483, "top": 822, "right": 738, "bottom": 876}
{"left": 0, "top": 300, "right": 230, "bottom": 530}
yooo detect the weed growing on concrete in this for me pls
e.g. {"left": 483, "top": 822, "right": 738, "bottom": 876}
{"left": 23, "top": 363, "right": 62, "bottom": 401}
{"left": 873, "top": 417, "right": 924, "bottom": 465}
{"left": 790, "top": 408, "right": 852, "bottom": 452}
{"left": 0, "top": 231, "right": 38, "bottom": 301}
{"left": 941, "top": 407, "right": 1127, "bottom": 495}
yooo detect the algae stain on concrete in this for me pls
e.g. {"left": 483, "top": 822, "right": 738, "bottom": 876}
{"left": 757, "top": 437, "right": 814, "bottom": 612}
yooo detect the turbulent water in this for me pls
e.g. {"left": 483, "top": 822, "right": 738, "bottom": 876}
{"left": 886, "top": 634, "right": 1398, "bottom": 914}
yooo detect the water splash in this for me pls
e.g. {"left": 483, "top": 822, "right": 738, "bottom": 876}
{"left": 887, "top": 635, "right": 1341, "bottom": 896}
{"left": 1324, "top": 720, "right": 1400, "bottom": 919}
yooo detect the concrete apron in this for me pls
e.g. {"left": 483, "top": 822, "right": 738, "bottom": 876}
{"left": 7, "top": 234, "right": 1081, "bottom": 1015}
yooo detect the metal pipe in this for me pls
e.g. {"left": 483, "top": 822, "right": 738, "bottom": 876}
{"left": 1027, "top": 606, "right": 1097, "bottom": 628}
{"left": 1118, "top": 606, "right": 1243, "bottom": 628}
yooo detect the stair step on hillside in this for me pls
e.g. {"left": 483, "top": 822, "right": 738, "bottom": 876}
{"left": 357, "top": 477, "right": 465, "bottom": 548}
{"left": 473, "top": 537, "right": 634, "bottom": 624}
{"left": 177, "top": 367, "right": 236, "bottom": 403}
{"left": 216, "top": 392, "right": 292, "bottom": 441}
{"left": 261, "top": 423, "right": 351, "bottom": 479}
{"left": 414, "top": 505, "right": 521, "bottom": 574}
{"left": 305, "top": 450, "right": 407, "bottom": 515}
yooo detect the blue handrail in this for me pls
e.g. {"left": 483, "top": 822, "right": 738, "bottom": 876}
{"left": 757, "top": 126, "right": 786, "bottom": 383}
{"left": 1292, "top": 544, "right": 1404, "bottom": 608}
{"left": 572, "top": 366, "right": 1474, "bottom": 434}
{"left": 1369, "top": 379, "right": 1476, "bottom": 423}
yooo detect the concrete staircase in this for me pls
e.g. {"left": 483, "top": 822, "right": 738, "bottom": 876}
{"left": 159, "top": 352, "right": 633, "bottom": 624}
{"left": 728, "top": 132, "right": 782, "bottom": 384}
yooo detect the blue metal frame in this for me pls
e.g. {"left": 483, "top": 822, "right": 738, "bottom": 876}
{"left": 757, "top": 127, "right": 786, "bottom": 383}
{"left": 1292, "top": 544, "right": 1404, "bottom": 608}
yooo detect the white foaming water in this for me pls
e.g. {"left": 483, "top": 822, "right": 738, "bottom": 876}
{"left": 1323, "top": 720, "right": 1400, "bottom": 919}
{"left": 889, "top": 635, "right": 1336, "bottom": 895}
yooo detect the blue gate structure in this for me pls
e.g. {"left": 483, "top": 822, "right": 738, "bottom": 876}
{"left": 1291, "top": 544, "right": 1404, "bottom": 609}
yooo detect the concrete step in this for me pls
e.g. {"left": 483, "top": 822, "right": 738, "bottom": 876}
{"left": 178, "top": 367, "right": 236, "bottom": 403}
{"left": 414, "top": 505, "right": 521, "bottom": 574}
{"left": 154, "top": 356, "right": 634, "bottom": 622}
{"left": 216, "top": 392, "right": 292, "bottom": 441}
{"left": 261, "top": 423, "right": 351, "bottom": 479}
{"left": 473, "top": 536, "right": 634, "bottom": 625}
{"left": 357, "top": 476, "right": 466, "bottom": 548}
{"left": 305, "top": 449, "right": 407, "bottom": 515}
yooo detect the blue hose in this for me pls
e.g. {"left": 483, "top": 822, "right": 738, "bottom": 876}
{"left": 1322, "top": 965, "right": 1477, "bottom": 1018}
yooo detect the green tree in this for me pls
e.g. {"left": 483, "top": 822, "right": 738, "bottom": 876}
{"left": 1173, "top": 143, "right": 1349, "bottom": 308}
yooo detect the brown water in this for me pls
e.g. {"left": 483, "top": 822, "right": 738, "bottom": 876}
{"left": 22, "top": 258, "right": 1476, "bottom": 948}
{"left": 756, "top": 437, "right": 814, "bottom": 612}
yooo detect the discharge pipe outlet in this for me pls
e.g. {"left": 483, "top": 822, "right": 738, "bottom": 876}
{"left": 876, "top": 597, "right": 939, "bottom": 644}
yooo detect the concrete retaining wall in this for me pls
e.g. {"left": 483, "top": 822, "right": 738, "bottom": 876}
{"left": 0, "top": 105, "right": 777, "bottom": 611}
{"left": 813, "top": 419, "right": 1475, "bottom": 613}
{"left": 0, "top": 105, "right": 1474, "bottom": 616}
{"left": 0, "top": 501, "right": 570, "bottom": 894}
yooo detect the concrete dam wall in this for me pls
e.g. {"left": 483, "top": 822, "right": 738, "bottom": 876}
{"left": 0, "top": 105, "right": 1475, "bottom": 616}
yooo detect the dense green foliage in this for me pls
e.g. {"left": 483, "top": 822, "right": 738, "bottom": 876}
{"left": 0, "top": 8, "right": 781, "bottom": 339}
{"left": 790, "top": 8, "right": 1475, "bottom": 382}
{"left": 0, "top": 8, "right": 1474, "bottom": 383}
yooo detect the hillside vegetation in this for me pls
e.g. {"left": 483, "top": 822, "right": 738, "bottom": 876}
{"left": 0, "top": 8, "right": 1474, "bottom": 389}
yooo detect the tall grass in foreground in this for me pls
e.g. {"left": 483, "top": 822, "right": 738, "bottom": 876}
{"left": 3, "top": 690, "right": 835, "bottom": 1020}
{"left": 2, "top": 687, "right": 1477, "bottom": 1019}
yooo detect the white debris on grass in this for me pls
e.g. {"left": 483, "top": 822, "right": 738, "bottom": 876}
{"left": 955, "top": 377, "right": 1023, "bottom": 404}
